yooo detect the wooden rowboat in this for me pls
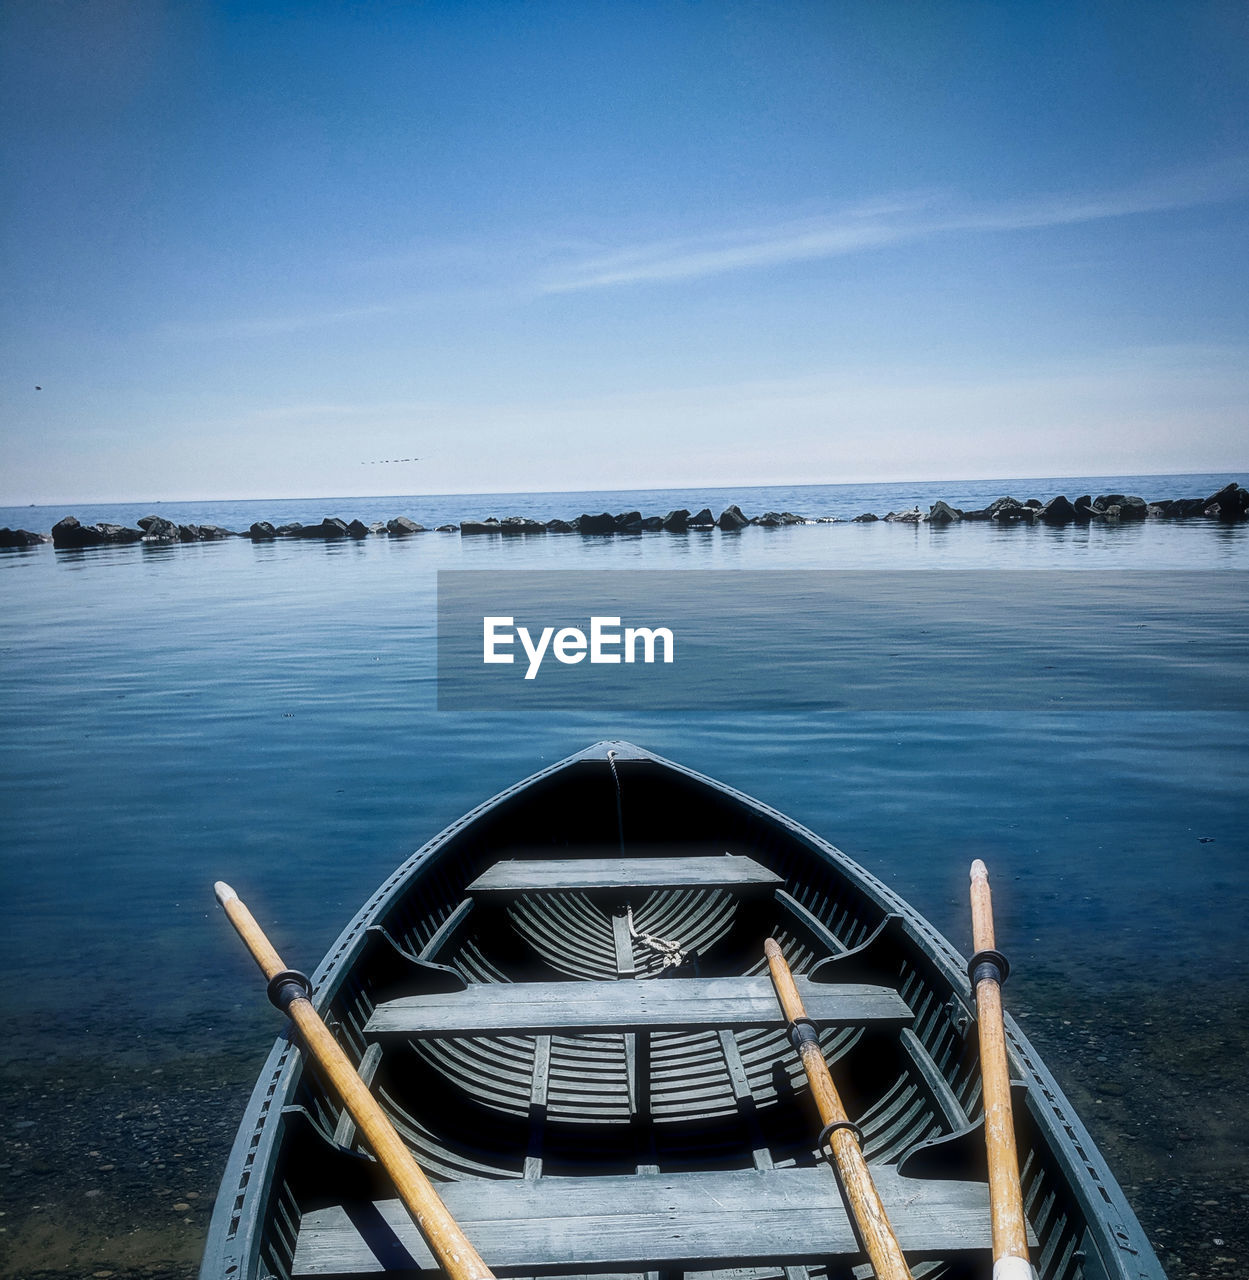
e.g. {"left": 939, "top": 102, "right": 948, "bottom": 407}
{"left": 202, "top": 741, "right": 1165, "bottom": 1280}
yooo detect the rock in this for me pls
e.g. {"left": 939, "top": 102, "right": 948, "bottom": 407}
{"left": 661, "top": 509, "right": 690, "bottom": 531}
{"left": 1169, "top": 497, "right": 1207, "bottom": 518}
{"left": 1023, "top": 498, "right": 1043, "bottom": 509}
{"left": 289, "top": 518, "right": 349, "bottom": 539}
{"left": 815, "top": 515, "right": 841, "bottom": 523}
{"left": 613, "top": 510, "right": 643, "bottom": 533}
{"left": 0, "top": 527, "right": 45, "bottom": 546}
{"left": 852, "top": 512, "right": 878, "bottom": 523}
{"left": 578, "top": 512, "right": 617, "bottom": 534}
{"left": 275, "top": 522, "right": 303, "bottom": 536}
{"left": 137, "top": 516, "right": 182, "bottom": 540}
{"left": 1091, "top": 493, "right": 1145, "bottom": 519}
{"left": 959, "top": 508, "right": 990, "bottom": 520}
{"left": 248, "top": 521, "right": 277, "bottom": 540}
{"left": 641, "top": 515, "right": 664, "bottom": 531}
{"left": 924, "top": 500, "right": 961, "bottom": 525}
{"left": 1037, "top": 495, "right": 1078, "bottom": 525}
{"left": 386, "top": 517, "right": 424, "bottom": 536}
{"left": 52, "top": 516, "right": 105, "bottom": 547}
{"left": 499, "top": 517, "right": 546, "bottom": 534}
{"left": 460, "top": 519, "right": 501, "bottom": 534}
{"left": 718, "top": 504, "right": 749, "bottom": 530}
{"left": 752, "top": 510, "right": 805, "bottom": 526}
{"left": 884, "top": 507, "right": 922, "bottom": 523}
{"left": 1074, "top": 495, "right": 1092, "bottom": 509}
{"left": 95, "top": 523, "right": 143, "bottom": 542}
{"left": 197, "top": 524, "right": 232, "bottom": 540}
{"left": 987, "top": 499, "right": 1028, "bottom": 519}
{"left": 688, "top": 507, "right": 715, "bottom": 527}
{"left": 369, "top": 521, "right": 387, "bottom": 535}
{"left": 1204, "top": 482, "right": 1249, "bottom": 522}
{"left": 986, "top": 498, "right": 1033, "bottom": 524}
{"left": 346, "top": 520, "right": 369, "bottom": 539}
{"left": 178, "top": 524, "right": 202, "bottom": 541}
{"left": 545, "top": 518, "right": 576, "bottom": 532}
{"left": 436, "top": 524, "right": 459, "bottom": 532}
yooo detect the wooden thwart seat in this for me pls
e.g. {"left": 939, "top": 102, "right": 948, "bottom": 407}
{"left": 466, "top": 852, "right": 783, "bottom": 902}
{"left": 291, "top": 1164, "right": 1002, "bottom": 1276}
{"left": 365, "top": 975, "right": 911, "bottom": 1040}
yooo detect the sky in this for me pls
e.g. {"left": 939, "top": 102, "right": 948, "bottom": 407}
{"left": 2, "top": 0, "right": 1248, "bottom": 504}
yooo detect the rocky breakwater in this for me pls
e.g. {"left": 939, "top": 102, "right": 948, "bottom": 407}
{"left": 455, "top": 505, "right": 805, "bottom": 534}
{"left": 27, "top": 480, "right": 1249, "bottom": 554}
{"left": 901, "top": 481, "right": 1249, "bottom": 527}
{"left": 49, "top": 515, "right": 234, "bottom": 547}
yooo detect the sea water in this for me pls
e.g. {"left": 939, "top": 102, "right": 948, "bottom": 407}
{"left": 1, "top": 474, "right": 1246, "bottom": 1278}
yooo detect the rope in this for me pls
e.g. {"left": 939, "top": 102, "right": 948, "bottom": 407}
{"left": 627, "top": 906, "right": 686, "bottom": 968}
{"left": 609, "top": 750, "right": 686, "bottom": 968}
{"left": 607, "top": 750, "right": 626, "bottom": 860}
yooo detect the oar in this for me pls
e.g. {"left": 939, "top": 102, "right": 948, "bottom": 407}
{"left": 968, "top": 861, "right": 1032, "bottom": 1280}
{"left": 764, "top": 938, "right": 914, "bottom": 1280}
{"left": 214, "top": 882, "right": 496, "bottom": 1280}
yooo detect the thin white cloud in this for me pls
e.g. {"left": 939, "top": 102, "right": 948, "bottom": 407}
{"left": 544, "top": 158, "right": 1249, "bottom": 293}
{"left": 157, "top": 302, "right": 405, "bottom": 342}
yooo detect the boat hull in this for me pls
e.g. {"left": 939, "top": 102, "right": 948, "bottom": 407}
{"left": 201, "top": 741, "right": 1165, "bottom": 1280}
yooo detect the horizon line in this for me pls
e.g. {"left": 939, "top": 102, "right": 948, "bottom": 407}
{"left": 4, "top": 468, "right": 1244, "bottom": 512}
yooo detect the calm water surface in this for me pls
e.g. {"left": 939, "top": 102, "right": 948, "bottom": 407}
{"left": 1, "top": 475, "right": 1246, "bottom": 1278}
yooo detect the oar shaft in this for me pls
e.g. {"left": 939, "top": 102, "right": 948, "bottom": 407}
{"left": 215, "top": 882, "right": 496, "bottom": 1280}
{"left": 765, "top": 939, "right": 914, "bottom": 1280}
{"left": 969, "top": 861, "right": 1031, "bottom": 1278}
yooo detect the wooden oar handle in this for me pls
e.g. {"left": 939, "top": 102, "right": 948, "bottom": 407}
{"left": 765, "top": 939, "right": 914, "bottom": 1280}
{"left": 970, "top": 860, "right": 996, "bottom": 952}
{"left": 215, "top": 881, "right": 286, "bottom": 980}
{"left": 763, "top": 937, "right": 807, "bottom": 1023}
{"left": 968, "top": 863, "right": 1031, "bottom": 1279}
{"left": 215, "top": 881, "right": 497, "bottom": 1280}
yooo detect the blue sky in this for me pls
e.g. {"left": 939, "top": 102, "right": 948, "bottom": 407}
{"left": 2, "top": 1, "right": 1247, "bottom": 503}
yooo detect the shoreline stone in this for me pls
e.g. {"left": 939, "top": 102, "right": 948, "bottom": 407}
{"left": 0, "top": 527, "right": 47, "bottom": 545}
{"left": 924, "top": 500, "right": 961, "bottom": 525}
{"left": 751, "top": 510, "right": 805, "bottom": 526}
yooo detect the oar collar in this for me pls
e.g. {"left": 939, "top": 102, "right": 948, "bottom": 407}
{"left": 267, "top": 968, "right": 313, "bottom": 1012}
